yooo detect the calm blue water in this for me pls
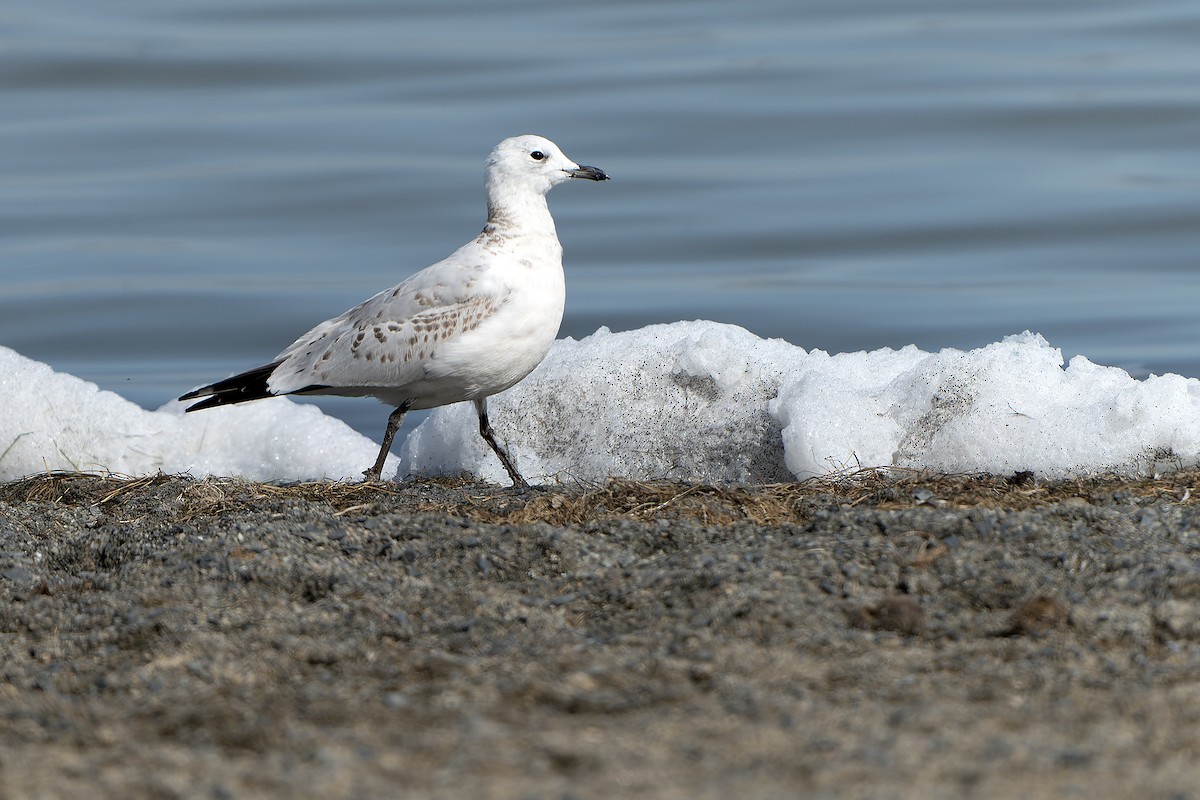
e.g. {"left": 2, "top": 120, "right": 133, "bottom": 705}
{"left": 3, "top": 0, "right": 1200, "bottom": 438}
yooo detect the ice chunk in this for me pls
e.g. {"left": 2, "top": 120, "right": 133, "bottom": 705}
{"left": 768, "top": 344, "right": 931, "bottom": 477}
{"left": 401, "top": 322, "right": 801, "bottom": 484}
{"left": 774, "top": 332, "right": 1200, "bottom": 478}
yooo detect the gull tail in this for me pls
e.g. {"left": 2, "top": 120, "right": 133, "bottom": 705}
{"left": 180, "top": 362, "right": 283, "bottom": 412}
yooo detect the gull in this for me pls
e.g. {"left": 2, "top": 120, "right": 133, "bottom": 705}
{"left": 179, "top": 135, "right": 608, "bottom": 488}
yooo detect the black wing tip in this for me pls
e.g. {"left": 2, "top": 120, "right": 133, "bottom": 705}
{"left": 180, "top": 362, "right": 283, "bottom": 412}
{"left": 182, "top": 394, "right": 229, "bottom": 412}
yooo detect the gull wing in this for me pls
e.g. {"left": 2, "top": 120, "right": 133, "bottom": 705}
{"left": 267, "top": 257, "right": 507, "bottom": 395}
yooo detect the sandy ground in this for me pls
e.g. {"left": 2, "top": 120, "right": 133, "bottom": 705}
{"left": 1, "top": 471, "right": 1199, "bottom": 799}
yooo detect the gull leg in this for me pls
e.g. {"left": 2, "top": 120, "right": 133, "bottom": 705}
{"left": 363, "top": 401, "right": 412, "bottom": 481}
{"left": 474, "top": 397, "right": 530, "bottom": 490}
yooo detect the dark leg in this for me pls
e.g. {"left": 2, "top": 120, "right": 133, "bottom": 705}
{"left": 363, "top": 401, "right": 411, "bottom": 481}
{"left": 474, "top": 397, "right": 530, "bottom": 490}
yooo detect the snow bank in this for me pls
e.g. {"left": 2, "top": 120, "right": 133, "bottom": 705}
{"left": 4, "top": 323, "right": 1199, "bottom": 484}
{"left": 0, "top": 346, "right": 395, "bottom": 481}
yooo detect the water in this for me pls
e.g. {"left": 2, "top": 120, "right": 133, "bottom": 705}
{"left": 3, "top": 0, "right": 1200, "bottom": 440}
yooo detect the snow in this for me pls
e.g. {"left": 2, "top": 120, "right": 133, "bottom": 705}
{"left": 401, "top": 322, "right": 800, "bottom": 484}
{"left": 4, "top": 323, "right": 1200, "bottom": 484}
{"left": 405, "top": 325, "right": 1200, "bottom": 483}
{"left": 0, "top": 346, "right": 395, "bottom": 482}
{"left": 772, "top": 331, "right": 1200, "bottom": 479}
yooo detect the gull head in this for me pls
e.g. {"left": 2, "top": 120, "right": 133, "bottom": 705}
{"left": 485, "top": 135, "right": 608, "bottom": 201}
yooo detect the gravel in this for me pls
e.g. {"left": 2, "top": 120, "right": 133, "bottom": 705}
{"left": 1, "top": 474, "right": 1199, "bottom": 798}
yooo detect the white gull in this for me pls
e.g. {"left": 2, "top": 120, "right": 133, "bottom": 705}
{"left": 179, "top": 134, "right": 608, "bottom": 487}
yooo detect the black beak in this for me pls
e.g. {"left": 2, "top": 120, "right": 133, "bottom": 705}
{"left": 564, "top": 165, "right": 609, "bottom": 181}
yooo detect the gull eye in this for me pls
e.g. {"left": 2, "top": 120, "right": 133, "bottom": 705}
{"left": 529, "top": 150, "right": 546, "bottom": 161}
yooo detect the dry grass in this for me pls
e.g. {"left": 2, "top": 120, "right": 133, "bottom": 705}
{"left": 483, "top": 467, "right": 1200, "bottom": 526}
{"left": 2, "top": 467, "right": 1199, "bottom": 528}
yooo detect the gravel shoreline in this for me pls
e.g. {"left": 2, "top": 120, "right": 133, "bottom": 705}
{"left": 2, "top": 472, "right": 1199, "bottom": 799}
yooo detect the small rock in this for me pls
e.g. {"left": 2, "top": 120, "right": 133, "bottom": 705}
{"left": 874, "top": 596, "right": 926, "bottom": 635}
{"left": 1, "top": 566, "right": 33, "bottom": 583}
{"left": 913, "top": 489, "right": 941, "bottom": 506}
{"left": 849, "top": 595, "right": 925, "bottom": 636}
{"left": 1006, "top": 470, "right": 1036, "bottom": 487}
{"left": 1009, "top": 594, "right": 1071, "bottom": 636}
{"left": 383, "top": 692, "right": 410, "bottom": 709}
{"left": 1155, "top": 599, "right": 1200, "bottom": 640}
